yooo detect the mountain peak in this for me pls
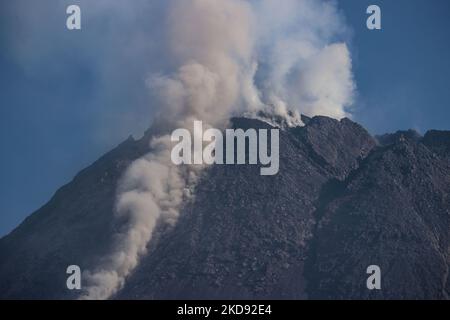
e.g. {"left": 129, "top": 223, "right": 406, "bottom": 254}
{"left": 0, "top": 115, "right": 448, "bottom": 299}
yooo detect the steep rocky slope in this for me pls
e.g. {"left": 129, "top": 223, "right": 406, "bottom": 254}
{"left": 0, "top": 116, "right": 448, "bottom": 299}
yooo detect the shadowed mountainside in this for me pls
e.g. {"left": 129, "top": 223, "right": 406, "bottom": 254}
{"left": 0, "top": 116, "right": 448, "bottom": 299}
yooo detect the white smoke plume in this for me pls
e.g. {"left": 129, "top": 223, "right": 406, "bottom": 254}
{"left": 252, "top": 0, "right": 355, "bottom": 120}
{"left": 81, "top": 0, "right": 355, "bottom": 299}
{"left": 81, "top": 0, "right": 254, "bottom": 299}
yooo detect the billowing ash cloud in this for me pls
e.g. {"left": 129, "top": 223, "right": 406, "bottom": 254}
{"left": 252, "top": 0, "right": 355, "bottom": 120}
{"left": 81, "top": 0, "right": 254, "bottom": 299}
{"left": 81, "top": 0, "right": 355, "bottom": 299}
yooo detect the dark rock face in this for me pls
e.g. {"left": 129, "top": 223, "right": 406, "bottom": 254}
{"left": 376, "top": 129, "right": 422, "bottom": 146}
{"left": 0, "top": 135, "right": 151, "bottom": 299}
{"left": 306, "top": 139, "right": 450, "bottom": 299}
{"left": 0, "top": 116, "right": 448, "bottom": 299}
{"left": 116, "top": 117, "right": 377, "bottom": 299}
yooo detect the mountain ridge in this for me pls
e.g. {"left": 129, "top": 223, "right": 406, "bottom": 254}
{"left": 0, "top": 115, "right": 449, "bottom": 299}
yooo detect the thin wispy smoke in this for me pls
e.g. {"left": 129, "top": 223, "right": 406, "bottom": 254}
{"left": 81, "top": 0, "right": 355, "bottom": 299}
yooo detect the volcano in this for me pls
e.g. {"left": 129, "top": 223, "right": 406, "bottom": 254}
{"left": 0, "top": 116, "right": 449, "bottom": 299}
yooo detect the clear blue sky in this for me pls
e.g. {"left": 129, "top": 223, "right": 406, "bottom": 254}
{"left": 1, "top": 0, "right": 450, "bottom": 236}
